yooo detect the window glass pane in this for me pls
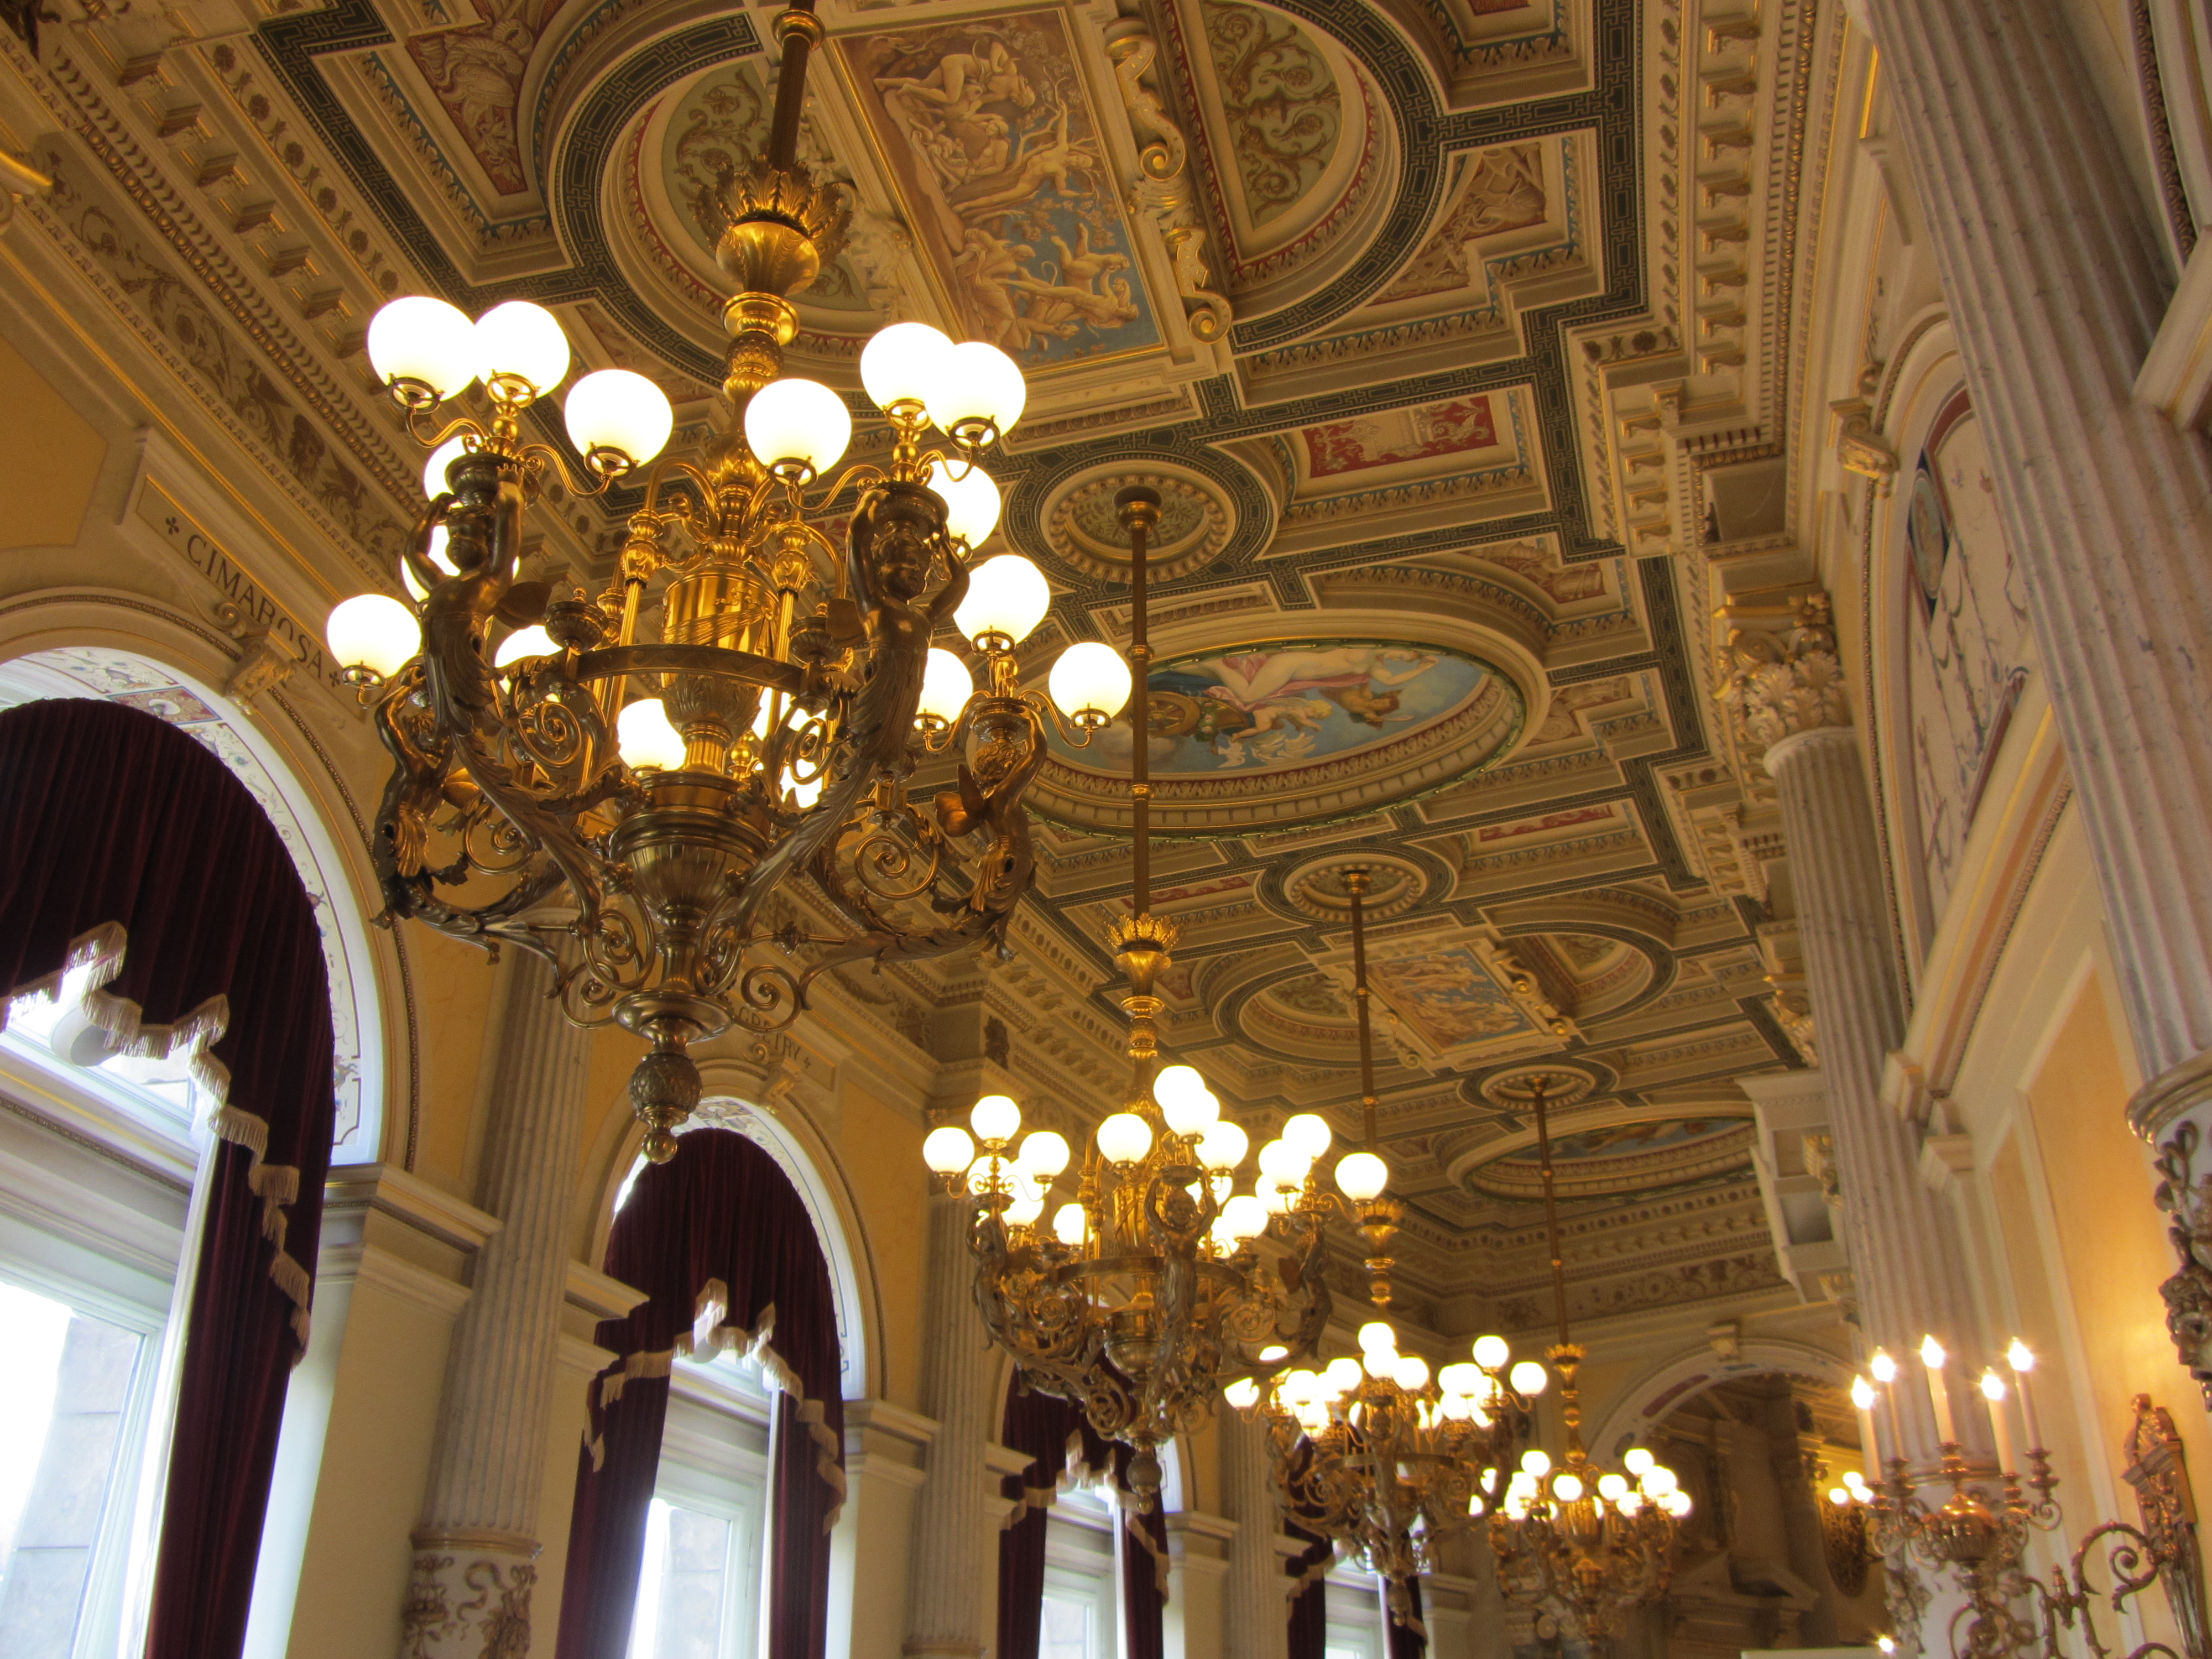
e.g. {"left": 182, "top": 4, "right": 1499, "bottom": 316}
{"left": 1039, "top": 1593, "right": 1091, "bottom": 1659}
{"left": 630, "top": 1499, "right": 737, "bottom": 1659}
{"left": 0, "top": 1281, "right": 143, "bottom": 1659}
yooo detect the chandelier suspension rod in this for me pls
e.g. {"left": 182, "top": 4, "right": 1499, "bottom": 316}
{"left": 1128, "top": 516, "right": 1152, "bottom": 916}
{"left": 1530, "top": 1077, "right": 1572, "bottom": 1352}
{"left": 765, "top": 0, "right": 821, "bottom": 173}
{"left": 1348, "top": 870, "right": 1380, "bottom": 1155}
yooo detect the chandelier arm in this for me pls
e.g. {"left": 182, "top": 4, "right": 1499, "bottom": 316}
{"left": 572, "top": 644, "right": 809, "bottom": 699}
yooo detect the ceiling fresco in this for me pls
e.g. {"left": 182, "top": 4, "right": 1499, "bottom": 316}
{"left": 11, "top": 0, "right": 1843, "bottom": 1337}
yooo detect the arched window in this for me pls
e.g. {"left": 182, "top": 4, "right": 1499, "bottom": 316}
{"left": 562, "top": 1128, "right": 846, "bottom": 1659}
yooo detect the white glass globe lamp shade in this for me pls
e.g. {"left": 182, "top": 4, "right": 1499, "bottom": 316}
{"left": 1323, "top": 1357, "right": 1365, "bottom": 1396}
{"left": 1509, "top": 1360, "right": 1550, "bottom": 1398}
{"left": 1005, "top": 1192, "right": 1045, "bottom": 1228}
{"left": 927, "top": 341, "right": 1026, "bottom": 442}
{"left": 916, "top": 648, "right": 974, "bottom": 731}
{"left": 1282, "top": 1113, "right": 1333, "bottom": 1160}
{"left": 1047, "top": 641, "right": 1131, "bottom": 727}
{"left": 1096, "top": 1112, "right": 1152, "bottom": 1166}
{"left": 1521, "top": 1448, "right": 1552, "bottom": 1478}
{"left": 1392, "top": 1354, "right": 1430, "bottom": 1391}
{"left": 1436, "top": 1363, "right": 1479, "bottom": 1398}
{"left": 1196, "top": 1120, "right": 1248, "bottom": 1172}
{"left": 1051, "top": 1202, "right": 1087, "bottom": 1246}
{"left": 1552, "top": 1473, "right": 1585, "bottom": 1504}
{"left": 1472, "top": 1334, "right": 1512, "bottom": 1373}
{"left": 617, "top": 698, "right": 687, "bottom": 772}
{"left": 1154, "top": 1063, "right": 1209, "bottom": 1117}
{"left": 474, "top": 301, "right": 570, "bottom": 396}
{"left": 922, "top": 1125, "right": 975, "bottom": 1174}
{"left": 1219, "top": 1193, "right": 1267, "bottom": 1240}
{"left": 1358, "top": 1320, "right": 1397, "bottom": 1355}
{"left": 1599, "top": 1473, "right": 1629, "bottom": 1503}
{"left": 1261, "top": 1181, "right": 1296, "bottom": 1217}
{"left": 1334, "top": 1150, "right": 1389, "bottom": 1202}
{"left": 368, "top": 296, "right": 479, "bottom": 404}
{"left": 955, "top": 555, "right": 1051, "bottom": 649}
{"left": 402, "top": 525, "right": 460, "bottom": 602}
{"left": 422, "top": 435, "right": 472, "bottom": 499}
{"left": 1363, "top": 1347, "right": 1397, "bottom": 1379}
{"left": 970, "top": 1093, "right": 1022, "bottom": 1145}
{"left": 744, "top": 378, "right": 851, "bottom": 481}
{"left": 493, "top": 625, "right": 555, "bottom": 668}
{"left": 926, "top": 458, "right": 1002, "bottom": 547}
{"left": 564, "top": 369, "right": 673, "bottom": 472}
{"left": 1623, "top": 1447, "right": 1656, "bottom": 1477}
{"left": 1223, "top": 1377, "right": 1261, "bottom": 1412}
{"left": 1643, "top": 1465, "right": 1679, "bottom": 1496}
{"left": 1256, "top": 1138, "right": 1311, "bottom": 1186}
{"left": 1157, "top": 1086, "right": 1219, "bottom": 1140}
{"left": 860, "top": 322, "right": 956, "bottom": 414}
{"left": 328, "top": 594, "right": 421, "bottom": 681}
{"left": 1016, "top": 1129, "right": 1071, "bottom": 1178}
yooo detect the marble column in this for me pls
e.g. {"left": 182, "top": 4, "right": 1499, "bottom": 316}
{"left": 1855, "top": 0, "right": 2212, "bottom": 1391}
{"left": 904, "top": 1192, "right": 997, "bottom": 1659}
{"left": 1218, "top": 1407, "right": 1288, "bottom": 1659}
{"left": 400, "top": 952, "right": 592, "bottom": 1657}
{"left": 1721, "top": 605, "right": 1980, "bottom": 1458}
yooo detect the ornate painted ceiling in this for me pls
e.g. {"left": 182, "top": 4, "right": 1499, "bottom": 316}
{"left": 2, "top": 0, "right": 1846, "bottom": 1339}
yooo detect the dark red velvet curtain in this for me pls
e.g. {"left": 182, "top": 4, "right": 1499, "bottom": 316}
{"left": 996, "top": 1381, "right": 1115, "bottom": 1659}
{"left": 0, "top": 698, "right": 335, "bottom": 1659}
{"left": 558, "top": 1128, "right": 846, "bottom": 1659}
{"left": 1119, "top": 1454, "right": 1170, "bottom": 1659}
{"left": 1285, "top": 1520, "right": 1332, "bottom": 1659}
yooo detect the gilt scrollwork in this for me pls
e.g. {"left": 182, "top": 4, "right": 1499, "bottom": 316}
{"left": 1107, "top": 32, "right": 1233, "bottom": 344}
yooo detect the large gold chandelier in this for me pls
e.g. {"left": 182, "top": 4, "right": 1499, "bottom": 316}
{"left": 1487, "top": 1075, "right": 1691, "bottom": 1637}
{"left": 1228, "top": 1320, "right": 1545, "bottom": 1624}
{"left": 917, "top": 491, "right": 1400, "bottom": 1508}
{"left": 321, "top": 1, "right": 1129, "bottom": 1157}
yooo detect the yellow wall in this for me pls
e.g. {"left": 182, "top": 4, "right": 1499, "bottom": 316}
{"left": 0, "top": 331, "right": 104, "bottom": 550}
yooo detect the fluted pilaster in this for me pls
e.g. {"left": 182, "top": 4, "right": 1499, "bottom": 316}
{"left": 904, "top": 1193, "right": 995, "bottom": 1658}
{"left": 1218, "top": 1409, "right": 1288, "bottom": 1659}
{"left": 1766, "top": 726, "right": 1979, "bottom": 1455}
{"left": 400, "top": 953, "right": 591, "bottom": 1657}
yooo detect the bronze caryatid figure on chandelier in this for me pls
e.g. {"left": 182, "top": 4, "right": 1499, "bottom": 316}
{"left": 324, "top": 0, "right": 1119, "bottom": 1160}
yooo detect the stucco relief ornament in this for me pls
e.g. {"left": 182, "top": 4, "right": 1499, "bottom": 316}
{"left": 2152, "top": 1122, "right": 2212, "bottom": 1408}
{"left": 1718, "top": 594, "right": 1851, "bottom": 753}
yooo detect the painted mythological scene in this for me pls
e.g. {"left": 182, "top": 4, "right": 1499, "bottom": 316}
{"left": 842, "top": 16, "right": 1162, "bottom": 366}
{"left": 1045, "top": 641, "right": 1489, "bottom": 775}
{"left": 1365, "top": 946, "right": 1533, "bottom": 1049}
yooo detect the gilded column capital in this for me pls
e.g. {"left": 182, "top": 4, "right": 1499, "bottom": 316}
{"left": 1717, "top": 593, "right": 1851, "bottom": 754}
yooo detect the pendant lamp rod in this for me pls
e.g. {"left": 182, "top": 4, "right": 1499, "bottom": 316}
{"left": 1530, "top": 1076, "right": 1572, "bottom": 1352}
{"left": 1128, "top": 499, "right": 1152, "bottom": 915}
{"left": 766, "top": 0, "right": 822, "bottom": 173}
{"left": 1348, "top": 870, "right": 1381, "bottom": 1156}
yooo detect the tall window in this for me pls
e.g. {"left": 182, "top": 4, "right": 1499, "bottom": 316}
{"left": 0, "top": 1277, "right": 157, "bottom": 1658}
{"left": 1322, "top": 1574, "right": 1386, "bottom": 1659}
{"left": 626, "top": 1352, "right": 775, "bottom": 1659}
{"left": 1040, "top": 1486, "right": 1117, "bottom": 1659}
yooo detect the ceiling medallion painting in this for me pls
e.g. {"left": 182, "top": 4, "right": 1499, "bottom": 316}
{"left": 1032, "top": 639, "right": 1525, "bottom": 832}
{"left": 839, "top": 17, "right": 1161, "bottom": 366}
{"left": 1465, "top": 1118, "right": 1757, "bottom": 1203}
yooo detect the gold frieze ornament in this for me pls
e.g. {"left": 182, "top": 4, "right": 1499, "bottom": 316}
{"left": 325, "top": 0, "right": 1107, "bottom": 1161}
{"left": 921, "top": 489, "right": 1397, "bottom": 1510}
{"left": 1107, "top": 32, "right": 1232, "bottom": 345}
{"left": 1717, "top": 590, "right": 1850, "bottom": 754}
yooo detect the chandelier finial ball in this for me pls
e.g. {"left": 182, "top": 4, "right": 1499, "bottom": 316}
{"left": 1472, "top": 1333, "right": 1512, "bottom": 1371}
{"left": 328, "top": 593, "right": 422, "bottom": 680}
{"left": 970, "top": 1093, "right": 1022, "bottom": 1145}
{"left": 1282, "top": 1113, "right": 1333, "bottom": 1160}
{"left": 1047, "top": 641, "right": 1133, "bottom": 724}
{"left": 369, "top": 295, "right": 481, "bottom": 403}
{"left": 643, "top": 1128, "right": 680, "bottom": 1164}
{"left": 861, "top": 321, "right": 957, "bottom": 411}
{"left": 744, "top": 377, "right": 852, "bottom": 477}
{"left": 564, "top": 368, "right": 674, "bottom": 468}
{"left": 1334, "top": 1150, "right": 1389, "bottom": 1202}
{"left": 474, "top": 300, "right": 571, "bottom": 395}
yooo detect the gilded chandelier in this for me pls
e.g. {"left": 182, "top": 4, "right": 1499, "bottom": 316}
{"left": 917, "top": 489, "right": 1399, "bottom": 1509}
{"left": 1227, "top": 1321, "right": 1544, "bottom": 1624}
{"left": 321, "top": 1, "right": 1133, "bottom": 1158}
{"left": 1486, "top": 1075, "right": 1689, "bottom": 1638}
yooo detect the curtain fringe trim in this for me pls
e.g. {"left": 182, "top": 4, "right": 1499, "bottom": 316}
{"left": 586, "top": 1279, "right": 847, "bottom": 1527}
{"left": 1, "top": 924, "right": 314, "bottom": 1354}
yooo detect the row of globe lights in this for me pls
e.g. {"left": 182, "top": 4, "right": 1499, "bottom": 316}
{"left": 920, "top": 1066, "right": 1394, "bottom": 1248}
{"left": 326, "top": 298, "right": 1138, "bottom": 754}
{"left": 1501, "top": 1443, "right": 1688, "bottom": 1522}
{"left": 1226, "top": 1323, "right": 1547, "bottom": 1436}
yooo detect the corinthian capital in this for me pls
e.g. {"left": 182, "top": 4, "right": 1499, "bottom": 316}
{"left": 1716, "top": 592, "right": 1851, "bottom": 753}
